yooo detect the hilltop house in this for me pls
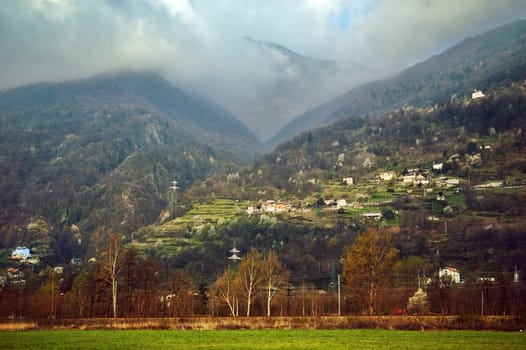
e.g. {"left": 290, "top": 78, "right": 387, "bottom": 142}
{"left": 472, "top": 90, "right": 485, "bottom": 99}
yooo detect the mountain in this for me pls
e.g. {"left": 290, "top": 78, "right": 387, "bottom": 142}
{"left": 163, "top": 82, "right": 526, "bottom": 282}
{"left": 227, "top": 37, "right": 375, "bottom": 141}
{"left": 0, "top": 71, "right": 260, "bottom": 259}
{"left": 268, "top": 19, "right": 526, "bottom": 147}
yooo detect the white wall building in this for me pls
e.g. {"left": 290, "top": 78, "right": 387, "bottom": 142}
{"left": 472, "top": 90, "right": 485, "bottom": 99}
{"left": 439, "top": 267, "right": 461, "bottom": 285}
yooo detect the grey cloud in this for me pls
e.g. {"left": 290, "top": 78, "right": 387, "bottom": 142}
{"left": 339, "top": 0, "right": 526, "bottom": 72}
{"left": 0, "top": 0, "right": 524, "bottom": 139}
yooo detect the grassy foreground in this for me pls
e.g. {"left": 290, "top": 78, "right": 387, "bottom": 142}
{"left": 0, "top": 329, "right": 524, "bottom": 349}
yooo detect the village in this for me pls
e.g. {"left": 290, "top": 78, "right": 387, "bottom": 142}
{"left": 246, "top": 164, "right": 469, "bottom": 217}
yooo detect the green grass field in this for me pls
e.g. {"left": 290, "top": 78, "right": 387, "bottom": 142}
{"left": 1, "top": 329, "right": 524, "bottom": 349}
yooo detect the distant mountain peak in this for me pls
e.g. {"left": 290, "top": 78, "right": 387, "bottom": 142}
{"left": 226, "top": 36, "right": 375, "bottom": 141}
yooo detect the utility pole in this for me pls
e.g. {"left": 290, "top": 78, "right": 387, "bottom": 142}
{"left": 337, "top": 274, "right": 341, "bottom": 316}
{"left": 169, "top": 178, "right": 178, "bottom": 218}
{"left": 51, "top": 268, "right": 55, "bottom": 319}
{"left": 481, "top": 290, "right": 484, "bottom": 316}
{"left": 302, "top": 280, "right": 306, "bottom": 316}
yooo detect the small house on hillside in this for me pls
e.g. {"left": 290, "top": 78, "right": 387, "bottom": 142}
{"left": 342, "top": 177, "right": 354, "bottom": 185}
{"left": 10, "top": 247, "right": 31, "bottom": 261}
{"left": 472, "top": 90, "right": 485, "bottom": 99}
{"left": 439, "top": 267, "right": 461, "bottom": 286}
{"left": 362, "top": 212, "right": 382, "bottom": 220}
{"left": 379, "top": 171, "right": 395, "bottom": 182}
{"left": 436, "top": 192, "right": 446, "bottom": 201}
{"left": 336, "top": 199, "right": 347, "bottom": 208}
{"left": 403, "top": 174, "right": 416, "bottom": 185}
{"left": 432, "top": 163, "right": 443, "bottom": 171}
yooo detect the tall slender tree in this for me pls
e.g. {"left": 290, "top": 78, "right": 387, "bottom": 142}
{"left": 261, "top": 251, "right": 290, "bottom": 317}
{"left": 98, "top": 233, "right": 123, "bottom": 318}
{"left": 236, "top": 248, "right": 263, "bottom": 316}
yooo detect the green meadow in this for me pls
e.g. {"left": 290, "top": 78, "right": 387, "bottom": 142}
{"left": 1, "top": 329, "right": 524, "bottom": 350}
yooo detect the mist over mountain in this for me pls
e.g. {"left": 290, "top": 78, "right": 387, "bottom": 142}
{"left": 268, "top": 19, "right": 526, "bottom": 147}
{"left": 224, "top": 37, "right": 376, "bottom": 140}
{"left": 2, "top": 3, "right": 526, "bottom": 321}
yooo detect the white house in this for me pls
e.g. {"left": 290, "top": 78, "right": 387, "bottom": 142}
{"left": 379, "top": 171, "right": 395, "bottom": 182}
{"left": 439, "top": 267, "right": 460, "bottom": 285}
{"left": 472, "top": 90, "right": 485, "bottom": 99}
{"left": 336, "top": 199, "right": 348, "bottom": 208}
{"left": 362, "top": 212, "right": 382, "bottom": 220}
{"left": 446, "top": 178, "right": 460, "bottom": 186}
{"left": 324, "top": 199, "right": 335, "bottom": 206}
{"left": 403, "top": 174, "right": 416, "bottom": 185}
{"left": 433, "top": 163, "right": 443, "bottom": 171}
{"left": 415, "top": 174, "right": 429, "bottom": 186}
{"left": 261, "top": 200, "right": 276, "bottom": 213}
{"left": 342, "top": 177, "right": 354, "bottom": 185}
{"left": 10, "top": 247, "right": 31, "bottom": 261}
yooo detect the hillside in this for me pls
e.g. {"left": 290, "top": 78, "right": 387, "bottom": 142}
{"left": 268, "top": 19, "right": 526, "bottom": 147}
{"left": 1, "top": 77, "right": 525, "bottom": 319}
{"left": 0, "top": 71, "right": 260, "bottom": 259}
{"left": 143, "top": 82, "right": 526, "bottom": 283}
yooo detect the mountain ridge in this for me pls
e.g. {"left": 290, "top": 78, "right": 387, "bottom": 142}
{"left": 268, "top": 19, "right": 526, "bottom": 147}
{"left": 0, "top": 70, "right": 261, "bottom": 257}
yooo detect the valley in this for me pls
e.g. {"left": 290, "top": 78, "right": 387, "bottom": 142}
{"left": 0, "top": 20, "right": 525, "bottom": 319}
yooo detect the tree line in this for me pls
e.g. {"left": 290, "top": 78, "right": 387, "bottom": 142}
{"left": 1, "top": 229, "right": 524, "bottom": 319}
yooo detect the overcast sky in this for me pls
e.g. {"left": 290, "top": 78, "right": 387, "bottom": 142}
{"left": 1, "top": 0, "right": 525, "bottom": 109}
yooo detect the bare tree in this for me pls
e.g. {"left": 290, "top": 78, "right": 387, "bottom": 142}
{"left": 236, "top": 248, "right": 263, "bottom": 316}
{"left": 261, "top": 250, "right": 290, "bottom": 316}
{"left": 213, "top": 266, "right": 237, "bottom": 316}
{"left": 98, "top": 233, "right": 123, "bottom": 318}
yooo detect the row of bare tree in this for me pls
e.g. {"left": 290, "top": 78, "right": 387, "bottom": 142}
{"left": 213, "top": 249, "right": 289, "bottom": 317}
{"left": 1, "top": 230, "right": 524, "bottom": 318}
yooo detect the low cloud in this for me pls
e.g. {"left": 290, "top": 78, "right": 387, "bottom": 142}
{"left": 340, "top": 0, "right": 526, "bottom": 71}
{"left": 1, "top": 0, "right": 524, "bottom": 137}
